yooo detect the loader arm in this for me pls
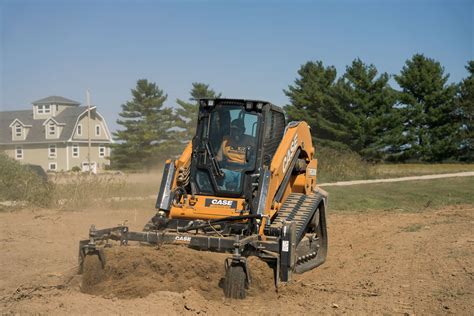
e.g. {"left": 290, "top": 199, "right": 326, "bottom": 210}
{"left": 174, "top": 141, "right": 192, "bottom": 187}
{"left": 260, "top": 121, "right": 317, "bottom": 221}
{"left": 154, "top": 142, "right": 192, "bottom": 213}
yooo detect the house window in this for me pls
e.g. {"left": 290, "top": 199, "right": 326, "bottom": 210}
{"left": 72, "top": 144, "right": 79, "bottom": 158}
{"left": 77, "top": 124, "right": 82, "bottom": 136}
{"left": 37, "top": 104, "right": 51, "bottom": 114}
{"left": 95, "top": 125, "right": 101, "bottom": 136}
{"left": 15, "top": 124, "right": 22, "bottom": 137}
{"left": 99, "top": 144, "right": 106, "bottom": 158}
{"left": 49, "top": 144, "right": 57, "bottom": 158}
{"left": 48, "top": 162, "right": 57, "bottom": 171}
{"left": 15, "top": 146, "right": 23, "bottom": 159}
{"left": 48, "top": 124, "right": 56, "bottom": 136}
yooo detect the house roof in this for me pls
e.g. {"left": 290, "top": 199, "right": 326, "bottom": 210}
{"left": 32, "top": 96, "right": 80, "bottom": 105}
{"left": 0, "top": 106, "right": 108, "bottom": 144}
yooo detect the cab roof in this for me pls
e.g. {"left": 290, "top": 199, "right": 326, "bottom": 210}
{"left": 198, "top": 98, "right": 284, "bottom": 114}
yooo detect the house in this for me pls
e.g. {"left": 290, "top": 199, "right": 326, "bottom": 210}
{"left": 0, "top": 96, "right": 113, "bottom": 172}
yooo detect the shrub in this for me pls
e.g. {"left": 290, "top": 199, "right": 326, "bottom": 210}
{"left": 71, "top": 166, "right": 81, "bottom": 172}
{"left": 0, "top": 153, "right": 54, "bottom": 207}
{"left": 315, "top": 147, "right": 377, "bottom": 182}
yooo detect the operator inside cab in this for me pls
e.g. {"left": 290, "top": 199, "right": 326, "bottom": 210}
{"left": 216, "top": 118, "right": 254, "bottom": 190}
{"left": 216, "top": 118, "right": 253, "bottom": 165}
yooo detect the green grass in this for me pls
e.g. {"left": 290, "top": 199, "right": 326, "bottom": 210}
{"left": 325, "top": 177, "right": 474, "bottom": 212}
{"left": 318, "top": 162, "right": 474, "bottom": 183}
{"left": 315, "top": 147, "right": 474, "bottom": 183}
{"left": 374, "top": 163, "right": 474, "bottom": 178}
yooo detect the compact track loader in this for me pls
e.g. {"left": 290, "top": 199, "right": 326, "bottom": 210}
{"left": 79, "top": 98, "right": 328, "bottom": 299}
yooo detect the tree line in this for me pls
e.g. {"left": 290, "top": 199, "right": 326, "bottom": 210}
{"left": 112, "top": 54, "right": 473, "bottom": 169}
{"left": 286, "top": 54, "right": 473, "bottom": 162}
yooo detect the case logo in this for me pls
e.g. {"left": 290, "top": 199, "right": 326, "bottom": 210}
{"left": 283, "top": 134, "right": 298, "bottom": 173}
{"left": 205, "top": 198, "right": 237, "bottom": 208}
{"left": 175, "top": 236, "right": 191, "bottom": 243}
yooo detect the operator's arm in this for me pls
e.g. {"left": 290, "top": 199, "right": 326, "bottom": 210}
{"left": 216, "top": 139, "right": 225, "bottom": 162}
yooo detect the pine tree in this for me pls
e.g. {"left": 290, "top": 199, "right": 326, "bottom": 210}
{"left": 394, "top": 54, "right": 458, "bottom": 161}
{"left": 457, "top": 61, "right": 474, "bottom": 161}
{"left": 284, "top": 61, "right": 354, "bottom": 150}
{"left": 334, "top": 59, "right": 398, "bottom": 160}
{"left": 112, "top": 79, "right": 177, "bottom": 169}
{"left": 175, "top": 83, "right": 220, "bottom": 142}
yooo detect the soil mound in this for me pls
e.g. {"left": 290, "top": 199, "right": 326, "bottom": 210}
{"left": 80, "top": 245, "right": 276, "bottom": 300}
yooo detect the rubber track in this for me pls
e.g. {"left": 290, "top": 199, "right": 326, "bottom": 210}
{"left": 271, "top": 193, "right": 323, "bottom": 242}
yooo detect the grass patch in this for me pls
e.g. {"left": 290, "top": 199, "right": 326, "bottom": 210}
{"left": 375, "top": 164, "right": 474, "bottom": 178}
{"left": 325, "top": 177, "right": 474, "bottom": 212}
{"left": 316, "top": 148, "right": 377, "bottom": 182}
{"left": 315, "top": 147, "right": 474, "bottom": 183}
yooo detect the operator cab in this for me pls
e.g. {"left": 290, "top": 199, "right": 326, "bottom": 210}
{"left": 190, "top": 99, "right": 286, "bottom": 210}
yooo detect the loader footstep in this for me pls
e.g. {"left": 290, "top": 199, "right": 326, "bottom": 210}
{"left": 81, "top": 255, "right": 105, "bottom": 292}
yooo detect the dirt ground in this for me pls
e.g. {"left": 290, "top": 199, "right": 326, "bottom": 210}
{"left": 1, "top": 205, "right": 473, "bottom": 315}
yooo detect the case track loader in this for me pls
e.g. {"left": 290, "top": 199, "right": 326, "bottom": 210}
{"left": 78, "top": 98, "right": 328, "bottom": 299}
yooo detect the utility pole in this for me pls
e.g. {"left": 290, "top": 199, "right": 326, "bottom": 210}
{"left": 86, "top": 90, "right": 92, "bottom": 175}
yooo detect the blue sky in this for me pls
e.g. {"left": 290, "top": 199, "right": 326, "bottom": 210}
{"left": 1, "top": 0, "right": 472, "bottom": 133}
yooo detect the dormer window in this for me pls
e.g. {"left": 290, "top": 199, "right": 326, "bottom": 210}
{"left": 43, "top": 118, "right": 63, "bottom": 139}
{"left": 9, "top": 119, "right": 30, "bottom": 141}
{"left": 37, "top": 104, "right": 51, "bottom": 114}
{"left": 15, "top": 124, "right": 22, "bottom": 137}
